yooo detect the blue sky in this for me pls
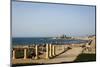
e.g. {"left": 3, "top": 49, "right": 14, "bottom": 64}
{"left": 12, "top": 1, "right": 95, "bottom": 37}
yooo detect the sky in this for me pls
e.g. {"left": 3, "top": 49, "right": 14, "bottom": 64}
{"left": 12, "top": 1, "right": 96, "bottom": 37}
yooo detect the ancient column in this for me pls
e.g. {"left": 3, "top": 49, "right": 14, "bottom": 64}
{"left": 46, "top": 44, "right": 49, "bottom": 59}
{"left": 49, "top": 44, "right": 52, "bottom": 58}
{"left": 52, "top": 45, "right": 56, "bottom": 56}
{"left": 35, "top": 45, "right": 38, "bottom": 59}
{"left": 12, "top": 49, "right": 15, "bottom": 59}
{"left": 24, "top": 48, "right": 27, "bottom": 59}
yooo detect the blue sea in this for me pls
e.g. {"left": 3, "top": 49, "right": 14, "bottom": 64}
{"left": 12, "top": 37, "right": 88, "bottom": 46}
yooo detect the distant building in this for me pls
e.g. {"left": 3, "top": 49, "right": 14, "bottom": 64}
{"left": 59, "top": 34, "right": 72, "bottom": 39}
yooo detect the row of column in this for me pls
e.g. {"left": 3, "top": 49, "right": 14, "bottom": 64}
{"left": 12, "top": 44, "right": 56, "bottom": 60}
{"left": 46, "top": 44, "right": 56, "bottom": 59}
{"left": 12, "top": 48, "right": 27, "bottom": 59}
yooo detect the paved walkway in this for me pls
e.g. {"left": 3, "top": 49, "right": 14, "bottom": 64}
{"left": 12, "top": 47, "right": 83, "bottom": 64}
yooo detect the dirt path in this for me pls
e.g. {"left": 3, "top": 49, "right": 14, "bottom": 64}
{"left": 42, "top": 47, "right": 84, "bottom": 63}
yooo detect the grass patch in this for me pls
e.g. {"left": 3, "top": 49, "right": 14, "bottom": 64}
{"left": 74, "top": 53, "right": 96, "bottom": 62}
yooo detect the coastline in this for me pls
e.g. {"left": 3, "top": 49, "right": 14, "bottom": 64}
{"left": 11, "top": 36, "right": 96, "bottom": 66}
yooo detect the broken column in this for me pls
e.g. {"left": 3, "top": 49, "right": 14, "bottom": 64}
{"left": 24, "top": 48, "right": 27, "bottom": 59}
{"left": 12, "top": 49, "right": 15, "bottom": 59}
{"left": 35, "top": 45, "right": 38, "bottom": 59}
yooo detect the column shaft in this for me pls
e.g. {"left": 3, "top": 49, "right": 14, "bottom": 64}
{"left": 52, "top": 45, "right": 56, "bottom": 56}
{"left": 49, "top": 44, "right": 52, "bottom": 57}
{"left": 12, "top": 49, "right": 15, "bottom": 59}
{"left": 46, "top": 44, "right": 49, "bottom": 59}
{"left": 24, "top": 48, "right": 27, "bottom": 59}
{"left": 35, "top": 45, "right": 38, "bottom": 59}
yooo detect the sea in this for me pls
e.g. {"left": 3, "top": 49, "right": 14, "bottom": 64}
{"left": 12, "top": 37, "right": 89, "bottom": 46}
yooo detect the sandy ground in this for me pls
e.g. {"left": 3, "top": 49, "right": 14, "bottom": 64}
{"left": 12, "top": 47, "right": 83, "bottom": 64}
{"left": 82, "top": 36, "right": 96, "bottom": 54}
{"left": 12, "top": 36, "right": 96, "bottom": 65}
